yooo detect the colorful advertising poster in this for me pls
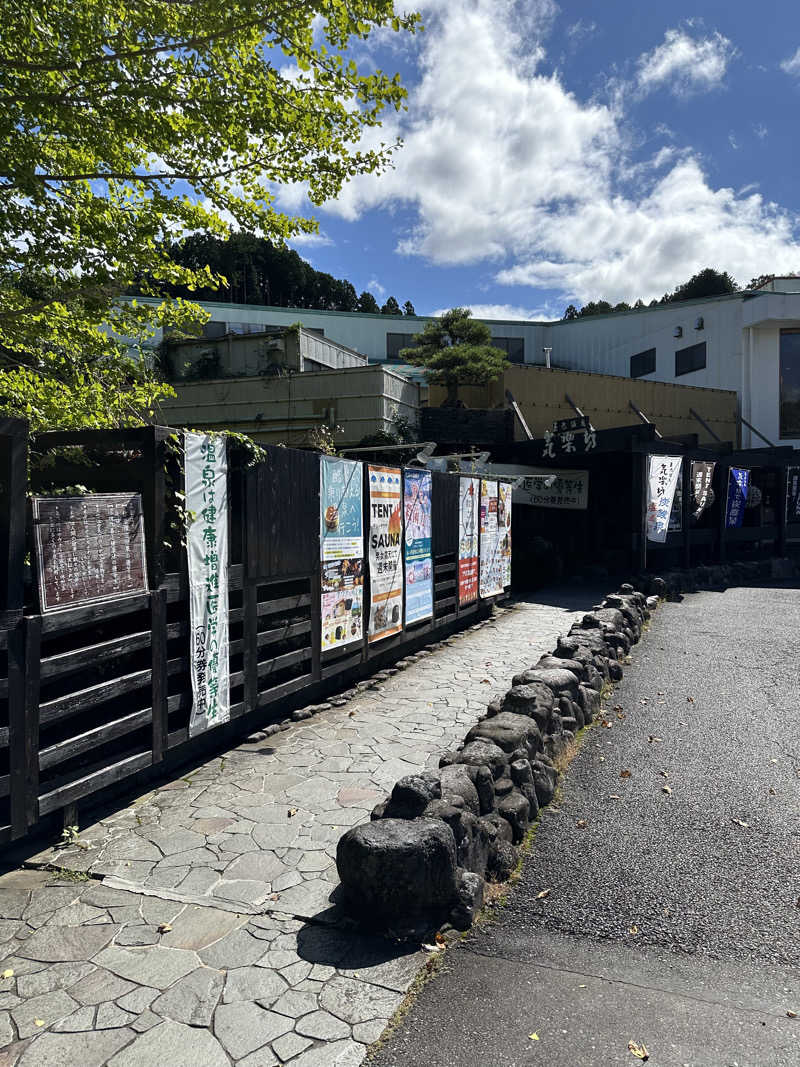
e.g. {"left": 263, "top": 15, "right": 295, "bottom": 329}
{"left": 498, "top": 481, "right": 513, "bottom": 587}
{"left": 645, "top": 455, "right": 682, "bottom": 543}
{"left": 458, "top": 477, "right": 479, "bottom": 605}
{"left": 725, "top": 467, "right": 750, "bottom": 528}
{"left": 403, "top": 468, "right": 433, "bottom": 624}
{"left": 786, "top": 466, "right": 800, "bottom": 524}
{"left": 479, "top": 479, "right": 503, "bottom": 598}
{"left": 367, "top": 465, "right": 403, "bottom": 642}
{"left": 691, "top": 460, "right": 716, "bottom": 520}
{"left": 320, "top": 457, "right": 364, "bottom": 650}
{"left": 186, "top": 432, "right": 230, "bottom": 737}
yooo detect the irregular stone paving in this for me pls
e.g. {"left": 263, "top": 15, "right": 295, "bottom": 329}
{"left": 0, "top": 592, "right": 592, "bottom": 1065}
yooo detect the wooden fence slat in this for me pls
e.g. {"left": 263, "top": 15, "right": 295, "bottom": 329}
{"left": 22, "top": 617, "right": 41, "bottom": 830}
{"left": 38, "top": 751, "right": 152, "bottom": 816}
{"left": 39, "top": 708, "right": 152, "bottom": 773}
{"left": 7, "top": 621, "right": 28, "bottom": 837}
{"left": 243, "top": 581, "right": 258, "bottom": 715}
{"left": 256, "top": 647, "right": 312, "bottom": 681}
{"left": 151, "top": 589, "right": 168, "bottom": 764}
{"left": 39, "top": 668, "right": 152, "bottom": 726}
{"left": 39, "top": 592, "right": 151, "bottom": 636}
{"left": 41, "top": 630, "right": 152, "bottom": 682}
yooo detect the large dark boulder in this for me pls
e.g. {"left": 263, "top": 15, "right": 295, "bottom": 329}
{"left": 511, "top": 668, "right": 579, "bottom": 700}
{"left": 450, "top": 870, "right": 485, "bottom": 931}
{"left": 456, "top": 739, "right": 508, "bottom": 780}
{"left": 510, "top": 758, "right": 540, "bottom": 819}
{"left": 337, "top": 818, "right": 458, "bottom": 930}
{"left": 382, "top": 773, "right": 442, "bottom": 819}
{"left": 466, "top": 712, "right": 542, "bottom": 760}
{"left": 497, "top": 790, "right": 530, "bottom": 843}
{"left": 439, "top": 764, "right": 480, "bottom": 816}
{"left": 536, "top": 654, "right": 588, "bottom": 682}
{"left": 532, "top": 757, "right": 557, "bottom": 807}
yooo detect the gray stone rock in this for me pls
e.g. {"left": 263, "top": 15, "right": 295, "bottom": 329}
{"left": 273, "top": 1031, "right": 314, "bottom": 1060}
{"left": 295, "top": 1008, "right": 351, "bottom": 1040}
{"left": 222, "top": 966, "right": 288, "bottom": 1006}
{"left": 51, "top": 1005, "right": 96, "bottom": 1033}
{"left": 510, "top": 759, "right": 540, "bottom": 818}
{"left": 536, "top": 654, "right": 587, "bottom": 681}
{"left": 449, "top": 870, "right": 485, "bottom": 930}
{"left": 271, "top": 987, "right": 318, "bottom": 1019}
{"left": 95, "top": 1002, "right": 136, "bottom": 1029}
{"left": 494, "top": 776, "right": 513, "bottom": 797}
{"left": 94, "top": 946, "right": 200, "bottom": 990}
{"left": 18, "top": 1027, "right": 133, "bottom": 1067}
{"left": 465, "top": 712, "right": 541, "bottom": 760}
{"left": 12, "top": 988, "right": 79, "bottom": 1038}
{"left": 455, "top": 739, "right": 508, "bottom": 780}
{"left": 502, "top": 682, "right": 554, "bottom": 731}
{"left": 17, "top": 925, "right": 115, "bottom": 963}
{"left": 108, "top": 1019, "right": 229, "bottom": 1067}
{"left": 318, "top": 975, "right": 403, "bottom": 1026}
{"left": 288, "top": 1039, "right": 366, "bottom": 1067}
{"left": 337, "top": 818, "right": 458, "bottom": 931}
{"left": 151, "top": 967, "right": 223, "bottom": 1026}
{"left": 115, "top": 926, "right": 160, "bottom": 947}
{"left": 214, "top": 1002, "right": 293, "bottom": 1060}
{"left": 15, "top": 961, "right": 94, "bottom": 999}
{"left": 383, "top": 773, "right": 441, "bottom": 819}
{"left": 496, "top": 790, "right": 530, "bottom": 843}
{"left": 438, "top": 764, "right": 480, "bottom": 815}
{"left": 197, "top": 928, "right": 265, "bottom": 969}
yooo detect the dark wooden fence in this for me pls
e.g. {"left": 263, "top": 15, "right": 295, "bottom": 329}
{"left": 0, "top": 425, "right": 506, "bottom": 847}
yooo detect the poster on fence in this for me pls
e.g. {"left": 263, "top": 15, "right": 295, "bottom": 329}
{"left": 186, "top": 432, "right": 230, "bottom": 737}
{"left": 691, "top": 460, "right": 716, "bottom": 519}
{"left": 725, "top": 467, "right": 750, "bottom": 528}
{"left": 403, "top": 468, "right": 433, "bottom": 624}
{"left": 31, "top": 494, "right": 148, "bottom": 613}
{"left": 479, "top": 479, "right": 503, "bottom": 598}
{"left": 320, "top": 456, "right": 364, "bottom": 650}
{"left": 367, "top": 465, "right": 403, "bottom": 642}
{"left": 646, "top": 455, "right": 682, "bottom": 543}
{"left": 458, "top": 477, "right": 479, "bottom": 605}
{"left": 498, "top": 481, "right": 513, "bottom": 587}
{"left": 511, "top": 468, "right": 589, "bottom": 510}
{"left": 786, "top": 466, "right": 800, "bottom": 524}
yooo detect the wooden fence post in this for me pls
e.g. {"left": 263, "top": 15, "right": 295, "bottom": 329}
{"left": 21, "top": 617, "right": 41, "bottom": 831}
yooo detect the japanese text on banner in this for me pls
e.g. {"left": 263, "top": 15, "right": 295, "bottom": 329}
{"left": 458, "top": 477, "right": 479, "bottom": 606}
{"left": 320, "top": 457, "right": 364, "bottom": 650}
{"left": 368, "top": 465, "right": 403, "bottom": 642}
{"left": 403, "top": 468, "right": 433, "bottom": 624}
{"left": 186, "top": 432, "right": 230, "bottom": 737}
{"left": 646, "top": 455, "right": 682, "bottom": 543}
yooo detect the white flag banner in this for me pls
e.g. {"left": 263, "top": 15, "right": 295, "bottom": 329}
{"left": 646, "top": 455, "right": 682, "bottom": 543}
{"left": 186, "top": 432, "right": 230, "bottom": 737}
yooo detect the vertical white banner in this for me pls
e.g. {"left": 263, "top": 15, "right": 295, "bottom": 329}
{"left": 646, "top": 455, "right": 682, "bottom": 543}
{"left": 186, "top": 432, "right": 230, "bottom": 737}
{"left": 479, "top": 479, "right": 502, "bottom": 598}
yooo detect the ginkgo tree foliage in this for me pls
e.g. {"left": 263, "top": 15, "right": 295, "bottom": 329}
{"left": 0, "top": 0, "right": 419, "bottom": 429}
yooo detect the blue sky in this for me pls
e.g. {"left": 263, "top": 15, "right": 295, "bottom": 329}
{"left": 277, "top": 0, "right": 800, "bottom": 320}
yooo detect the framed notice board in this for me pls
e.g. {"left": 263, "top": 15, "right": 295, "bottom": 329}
{"left": 31, "top": 493, "right": 148, "bottom": 613}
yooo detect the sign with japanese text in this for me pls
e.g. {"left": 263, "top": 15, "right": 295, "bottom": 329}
{"left": 512, "top": 469, "right": 589, "bottom": 510}
{"left": 553, "top": 415, "right": 591, "bottom": 434}
{"left": 646, "top": 455, "right": 682, "bottom": 543}
{"left": 479, "top": 479, "right": 503, "bottom": 597}
{"left": 403, "top": 468, "right": 433, "bottom": 624}
{"left": 498, "top": 481, "right": 513, "bottom": 588}
{"left": 186, "top": 432, "right": 230, "bottom": 737}
{"left": 367, "top": 465, "right": 403, "bottom": 643}
{"left": 725, "top": 467, "right": 750, "bottom": 528}
{"left": 690, "top": 461, "right": 716, "bottom": 520}
{"left": 320, "top": 457, "right": 364, "bottom": 650}
{"left": 31, "top": 494, "right": 148, "bottom": 614}
{"left": 542, "top": 425, "right": 597, "bottom": 459}
{"left": 786, "top": 466, "right": 800, "bottom": 524}
{"left": 458, "top": 477, "right": 479, "bottom": 605}
{"left": 668, "top": 478, "right": 683, "bottom": 533}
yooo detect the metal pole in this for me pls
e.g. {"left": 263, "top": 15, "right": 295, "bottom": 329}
{"left": 689, "top": 407, "right": 723, "bottom": 444}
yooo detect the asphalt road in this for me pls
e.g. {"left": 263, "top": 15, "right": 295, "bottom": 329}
{"left": 371, "top": 583, "right": 800, "bottom": 1067}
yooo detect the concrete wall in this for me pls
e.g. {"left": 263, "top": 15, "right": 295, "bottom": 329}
{"left": 428, "top": 365, "right": 739, "bottom": 446}
{"left": 157, "top": 365, "right": 420, "bottom": 448}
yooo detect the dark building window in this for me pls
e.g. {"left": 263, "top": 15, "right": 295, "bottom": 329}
{"left": 675, "top": 341, "right": 706, "bottom": 377}
{"left": 780, "top": 329, "right": 800, "bottom": 438}
{"left": 490, "top": 336, "right": 525, "bottom": 363}
{"left": 386, "top": 332, "right": 419, "bottom": 360}
{"left": 202, "top": 321, "right": 227, "bottom": 339}
{"left": 630, "top": 348, "right": 656, "bottom": 378}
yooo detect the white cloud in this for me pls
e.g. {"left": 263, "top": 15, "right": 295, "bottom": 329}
{"left": 566, "top": 19, "right": 597, "bottom": 44}
{"left": 753, "top": 123, "right": 768, "bottom": 140}
{"left": 780, "top": 47, "right": 800, "bottom": 76}
{"left": 636, "top": 28, "right": 736, "bottom": 98}
{"left": 367, "top": 277, "right": 386, "bottom": 296}
{"left": 288, "top": 231, "right": 333, "bottom": 248}
{"left": 273, "top": 0, "right": 800, "bottom": 305}
{"left": 429, "top": 302, "right": 559, "bottom": 321}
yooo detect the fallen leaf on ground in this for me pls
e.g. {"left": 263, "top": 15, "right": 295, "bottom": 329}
{"left": 34, "top": 1019, "right": 45, "bottom": 1027}
{"left": 422, "top": 942, "right": 444, "bottom": 953}
{"left": 629, "top": 925, "right": 639, "bottom": 935}
{"left": 435, "top": 931, "right": 446, "bottom": 945}
{"left": 1, "top": 969, "right": 13, "bottom": 979}
{"left": 529, "top": 1033, "right": 540, "bottom": 1041}
{"left": 662, "top": 786, "right": 672, "bottom": 795}
{"left": 576, "top": 819, "right": 588, "bottom": 829}
{"left": 613, "top": 704, "right": 624, "bottom": 712}
{"left": 686, "top": 696, "right": 694, "bottom": 703}
{"left": 628, "top": 1039, "right": 649, "bottom": 1060}
{"left": 769, "top": 788, "right": 776, "bottom": 795}
{"left": 787, "top": 1010, "right": 797, "bottom": 1018}
{"left": 659, "top": 769, "right": 669, "bottom": 777}
{"left": 480, "top": 678, "right": 491, "bottom": 683}
{"left": 648, "top": 736, "right": 663, "bottom": 743}
{"left": 620, "top": 769, "right": 632, "bottom": 779}
{"left": 157, "top": 923, "right": 172, "bottom": 934}
{"left": 731, "top": 818, "right": 749, "bottom": 829}
{"left": 608, "top": 794, "right": 622, "bottom": 800}
{"left": 348, "top": 711, "right": 355, "bottom": 718}
{"left": 536, "top": 888, "right": 551, "bottom": 900}
{"left": 269, "top": 892, "right": 280, "bottom": 901}
{"left": 287, "top": 808, "right": 298, "bottom": 817}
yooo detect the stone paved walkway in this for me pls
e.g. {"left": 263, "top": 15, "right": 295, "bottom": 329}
{"left": 0, "top": 589, "right": 595, "bottom": 1066}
